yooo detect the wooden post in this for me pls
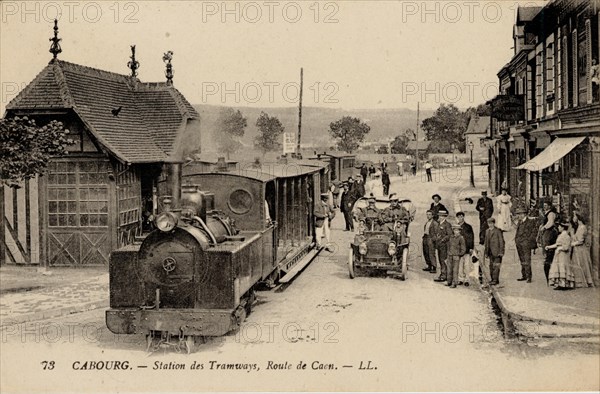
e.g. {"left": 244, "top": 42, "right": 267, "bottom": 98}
{"left": 0, "top": 184, "right": 5, "bottom": 265}
{"left": 38, "top": 174, "right": 47, "bottom": 267}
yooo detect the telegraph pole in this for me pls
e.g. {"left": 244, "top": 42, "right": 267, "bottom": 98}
{"left": 297, "top": 67, "right": 303, "bottom": 155}
{"left": 415, "top": 102, "right": 420, "bottom": 171}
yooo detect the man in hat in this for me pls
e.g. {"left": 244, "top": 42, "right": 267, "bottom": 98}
{"left": 356, "top": 196, "right": 381, "bottom": 231}
{"left": 380, "top": 194, "right": 410, "bottom": 232}
{"left": 360, "top": 163, "right": 368, "bottom": 184}
{"left": 422, "top": 209, "right": 439, "bottom": 273}
{"left": 539, "top": 201, "right": 558, "bottom": 282}
{"left": 514, "top": 207, "right": 539, "bottom": 282}
{"left": 456, "top": 211, "right": 475, "bottom": 286}
{"left": 424, "top": 160, "right": 433, "bottom": 182}
{"left": 381, "top": 169, "right": 391, "bottom": 196}
{"left": 476, "top": 191, "right": 494, "bottom": 245}
{"left": 353, "top": 177, "right": 366, "bottom": 200}
{"left": 340, "top": 183, "right": 355, "bottom": 232}
{"left": 314, "top": 192, "right": 334, "bottom": 252}
{"left": 447, "top": 223, "right": 467, "bottom": 288}
{"left": 430, "top": 194, "right": 447, "bottom": 221}
{"left": 484, "top": 217, "right": 505, "bottom": 285}
{"left": 434, "top": 209, "right": 452, "bottom": 282}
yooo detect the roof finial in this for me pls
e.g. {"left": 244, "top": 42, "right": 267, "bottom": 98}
{"left": 163, "top": 51, "right": 174, "bottom": 86}
{"left": 49, "top": 19, "right": 62, "bottom": 61}
{"left": 127, "top": 45, "right": 140, "bottom": 77}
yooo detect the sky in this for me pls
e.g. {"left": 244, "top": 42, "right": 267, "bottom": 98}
{"left": 0, "top": 0, "right": 548, "bottom": 113}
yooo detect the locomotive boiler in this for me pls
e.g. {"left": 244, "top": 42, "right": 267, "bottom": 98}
{"left": 106, "top": 159, "right": 327, "bottom": 352}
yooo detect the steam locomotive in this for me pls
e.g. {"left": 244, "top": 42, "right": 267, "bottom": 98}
{"left": 106, "top": 159, "right": 327, "bottom": 352}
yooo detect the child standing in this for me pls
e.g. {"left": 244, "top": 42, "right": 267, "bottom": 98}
{"left": 447, "top": 224, "right": 466, "bottom": 288}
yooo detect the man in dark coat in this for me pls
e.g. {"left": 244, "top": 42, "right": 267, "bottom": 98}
{"left": 456, "top": 211, "right": 474, "bottom": 286}
{"left": 433, "top": 209, "right": 452, "bottom": 282}
{"left": 514, "top": 207, "right": 539, "bottom": 282}
{"left": 340, "top": 183, "right": 354, "bottom": 231}
{"left": 353, "top": 178, "right": 366, "bottom": 201}
{"left": 539, "top": 201, "right": 558, "bottom": 282}
{"left": 476, "top": 191, "right": 494, "bottom": 245}
{"left": 422, "top": 210, "right": 439, "bottom": 273}
{"left": 381, "top": 169, "right": 391, "bottom": 196}
{"left": 360, "top": 163, "right": 368, "bottom": 183}
{"left": 484, "top": 217, "right": 505, "bottom": 285}
{"left": 430, "top": 194, "right": 447, "bottom": 221}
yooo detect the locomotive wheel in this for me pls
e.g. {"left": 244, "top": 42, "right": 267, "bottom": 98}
{"left": 348, "top": 249, "right": 355, "bottom": 279}
{"left": 401, "top": 248, "right": 408, "bottom": 280}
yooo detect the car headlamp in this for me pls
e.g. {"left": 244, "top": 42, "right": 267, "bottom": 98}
{"left": 358, "top": 242, "right": 368, "bottom": 255}
{"left": 155, "top": 212, "right": 178, "bottom": 232}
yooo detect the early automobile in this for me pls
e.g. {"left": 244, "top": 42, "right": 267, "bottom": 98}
{"left": 349, "top": 197, "right": 412, "bottom": 280}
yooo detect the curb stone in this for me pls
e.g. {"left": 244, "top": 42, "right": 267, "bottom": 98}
{"left": 453, "top": 194, "right": 600, "bottom": 337}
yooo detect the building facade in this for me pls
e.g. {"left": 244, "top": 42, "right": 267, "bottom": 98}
{"left": 1, "top": 31, "right": 199, "bottom": 266}
{"left": 488, "top": 0, "right": 600, "bottom": 282}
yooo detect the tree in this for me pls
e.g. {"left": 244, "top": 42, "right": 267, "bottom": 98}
{"left": 376, "top": 145, "right": 389, "bottom": 154}
{"left": 328, "top": 116, "right": 370, "bottom": 153}
{"left": 426, "top": 140, "right": 452, "bottom": 154}
{"left": 421, "top": 104, "right": 469, "bottom": 153}
{"left": 215, "top": 107, "right": 247, "bottom": 159}
{"left": 254, "top": 112, "right": 285, "bottom": 154}
{"left": 390, "top": 135, "right": 409, "bottom": 154}
{"left": 0, "top": 117, "right": 73, "bottom": 188}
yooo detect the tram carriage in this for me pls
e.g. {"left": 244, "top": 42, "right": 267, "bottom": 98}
{"left": 106, "top": 159, "right": 327, "bottom": 352}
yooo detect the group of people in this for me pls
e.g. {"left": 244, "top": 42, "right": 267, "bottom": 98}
{"left": 354, "top": 193, "right": 411, "bottom": 232}
{"left": 422, "top": 194, "right": 476, "bottom": 288}
{"left": 474, "top": 189, "right": 595, "bottom": 289}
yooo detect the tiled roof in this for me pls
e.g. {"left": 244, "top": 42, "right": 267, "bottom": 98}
{"left": 466, "top": 116, "right": 490, "bottom": 135}
{"left": 6, "top": 60, "right": 199, "bottom": 163}
{"left": 407, "top": 140, "right": 431, "bottom": 150}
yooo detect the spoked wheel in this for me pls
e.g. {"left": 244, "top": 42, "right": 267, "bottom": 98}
{"left": 400, "top": 248, "right": 408, "bottom": 280}
{"left": 348, "top": 249, "right": 355, "bottom": 279}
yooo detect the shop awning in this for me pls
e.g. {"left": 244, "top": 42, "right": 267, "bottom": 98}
{"left": 514, "top": 136, "right": 586, "bottom": 171}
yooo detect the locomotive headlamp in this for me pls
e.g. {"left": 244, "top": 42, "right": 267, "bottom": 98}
{"left": 387, "top": 242, "right": 397, "bottom": 256}
{"left": 156, "top": 212, "right": 178, "bottom": 232}
{"left": 358, "top": 242, "right": 368, "bottom": 255}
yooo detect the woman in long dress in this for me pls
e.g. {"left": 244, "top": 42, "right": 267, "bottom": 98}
{"left": 547, "top": 222, "right": 575, "bottom": 290}
{"left": 570, "top": 212, "right": 595, "bottom": 287}
{"left": 496, "top": 189, "right": 512, "bottom": 231}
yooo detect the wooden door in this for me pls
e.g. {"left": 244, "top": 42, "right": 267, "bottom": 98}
{"left": 45, "top": 159, "right": 112, "bottom": 266}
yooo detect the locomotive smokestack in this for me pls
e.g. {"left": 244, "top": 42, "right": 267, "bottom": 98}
{"left": 165, "top": 160, "right": 183, "bottom": 210}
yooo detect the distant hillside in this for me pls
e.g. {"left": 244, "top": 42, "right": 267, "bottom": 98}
{"left": 194, "top": 104, "right": 434, "bottom": 153}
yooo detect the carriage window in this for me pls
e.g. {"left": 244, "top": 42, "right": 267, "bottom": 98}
{"left": 228, "top": 188, "right": 254, "bottom": 214}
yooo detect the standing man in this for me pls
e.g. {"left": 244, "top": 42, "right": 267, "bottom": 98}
{"left": 424, "top": 161, "right": 433, "bottom": 182}
{"left": 353, "top": 177, "right": 366, "bottom": 200}
{"left": 422, "top": 210, "right": 439, "bottom": 273}
{"left": 360, "top": 163, "right": 368, "bottom": 184}
{"left": 314, "top": 193, "right": 334, "bottom": 252}
{"left": 539, "top": 201, "right": 558, "bottom": 283}
{"left": 447, "top": 224, "right": 466, "bottom": 288}
{"left": 430, "top": 194, "right": 447, "bottom": 221}
{"left": 456, "top": 212, "right": 474, "bottom": 286}
{"left": 340, "top": 183, "right": 354, "bottom": 232}
{"left": 484, "top": 217, "right": 505, "bottom": 285}
{"left": 514, "top": 207, "right": 539, "bottom": 283}
{"left": 369, "top": 164, "right": 376, "bottom": 179}
{"left": 434, "top": 210, "right": 452, "bottom": 283}
{"left": 476, "top": 191, "right": 494, "bottom": 245}
{"left": 381, "top": 169, "right": 391, "bottom": 196}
